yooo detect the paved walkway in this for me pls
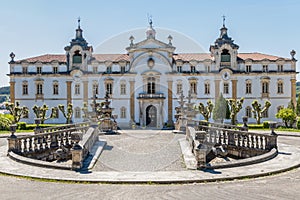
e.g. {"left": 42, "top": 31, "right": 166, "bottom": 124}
{"left": 0, "top": 130, "right": 300, "bottom": 184}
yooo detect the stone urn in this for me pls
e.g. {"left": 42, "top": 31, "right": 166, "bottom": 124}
{"left": 269, "top": 121, "right": 277, "bottom": 135}
{"left": 9, "top": 124, "right": 17, "bottom": 138}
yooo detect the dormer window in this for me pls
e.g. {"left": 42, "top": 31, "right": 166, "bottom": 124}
{"left": 37, "top": 66, "right": 42, "bottom": 74}
{"left": 73, "top": 50, "right": 82, "bottom": 64}
{"left": 262, "top": 65, "right": 268, "bottom": 72}
{"left": 191, "top": 66, "right": 196, "bottom": 73}
{"left": 221, "top": 49, "right": 231, "bottom": 62}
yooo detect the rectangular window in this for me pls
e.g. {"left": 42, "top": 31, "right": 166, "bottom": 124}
{"left": 204, "top": 83, "right": 210, "bottom": 94}
{"left": 93, "top": 84, "right": 98, "bottom": 95}
{"left": 36, "top": 84, "right": 43, "bottom": 95}
{"left": 107, "top": 66, "right": 112, "bottom": 74}
{"left": 262, "top": 82, "right": 269, "bottom": 94}
{"left": 120, "top": 108, "right": 126, "bottom": 118}
{"left": 246, "top": 82, "right": 252, "bottom": 94}
{"left": 53, "top": 66, "right": 58, "bottom": 74}
{"left": 246, "top": 107, "right": 252, "bottom": 118}
{"left": 53, "top": 84, "right": 59, "bottom": 95}
{"left": 191, "top": 66, "right": 196, "bottom": 73}
{"left": 120, "top": 66, "right": 126, "bottom": 73}
{"left": 93, "top": 66, "right": 98, "bottom": 73}
{"left": 106, "top": 83, "right": 112, "bottom": 95}
{"left": 37, "top": 66, "right": 42, "bottom": 74}
{"left": 22, "top": 67, "right": 28, "bottom": 74}
{"left": 75, "top": 84, "right": 80, "bottom": 95}
{"left": 277, "top": 65, "right": 283, "bottom": 72}
{"left": 246, "top": 65, "right": 252, "bottom": 73}
{"left": 177, "top": 83, "right": 182, "bottom": 94}
{"left": 223, "top": 83, "right": 229, "bottom": 94}
{"left": 262, "top": 65, "right": 268, "bottom": 72}
{"left": 277, "top": 82, "right": 283, "bottom": 94}
{"left": 22, "top": 84, "right": 28, "bottom": 95}
{"left": 120, "top": 84, "right": 126, "bottom": 95}
{"left": 190, "top": 82, "right": 197, "bottom": 94}
{"left": 205, "top": 65, "right": 210, "bottom": 73}
{"left": 177, "top": 66, "right": 182, "bottom": 73}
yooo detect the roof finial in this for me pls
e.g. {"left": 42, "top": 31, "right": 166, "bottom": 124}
{"left": 147, "top": 13, "right": 153, "bottom": 27}
{"left": 77, "top": 16, "right": 81, "bottom": 28}
{"left": 222, "top": 15, "right": 226, "bottom": 27}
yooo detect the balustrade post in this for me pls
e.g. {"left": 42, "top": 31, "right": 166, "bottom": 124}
{"left": 7, "top": 124, "right": 19, "bottom": 152}
{"left": 242, "top": 116, "right": 248, "bottom": 131}
{"left": 34, "top": 118, "right": 42, "bottom": 134}
{"left": 71, "top": 131, "right": 83, "bottom": 170}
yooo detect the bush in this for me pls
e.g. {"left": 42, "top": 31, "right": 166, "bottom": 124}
{"left": 263, "top": 121, "right": 269, "bottom": 129}
{"left": 297, "top": 120, "right": 300, "bottom": 129}
{"left": 17, "top": 122, "right": 27, "bottom": 130}
{"left": 248, "top": 124, "right": 264, "bottom": 129}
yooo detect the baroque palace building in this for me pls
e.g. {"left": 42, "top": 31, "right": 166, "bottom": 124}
{"left": 8, "top": 20, "right": 297, "bottom": 128}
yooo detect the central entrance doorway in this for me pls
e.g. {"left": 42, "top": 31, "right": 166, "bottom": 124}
{"left": 146, "top": 105, "right": 157, "bottom": 127}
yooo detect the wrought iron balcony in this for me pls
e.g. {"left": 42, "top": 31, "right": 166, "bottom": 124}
{"left": 137, "top": 93, "right": 166, "bottom": 99}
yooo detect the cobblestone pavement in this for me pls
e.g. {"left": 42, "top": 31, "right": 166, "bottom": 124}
{"left": 94, "top": 130, "right": 186, "bottom": 171}
{"left": 0, "top": 166, "right": 300, "bottom": 199}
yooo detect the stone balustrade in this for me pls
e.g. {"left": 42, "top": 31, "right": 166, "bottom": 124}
{"left": 8, "top": 126, "right": 89, "bottom": 161}
{"left": 34, "top": 122, "right": 90, "bottom": 134}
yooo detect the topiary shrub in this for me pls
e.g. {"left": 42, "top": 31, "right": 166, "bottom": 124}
{"left": 262, "top": 121, "right": 269, "bottom": 129}
{"left": 17, "top": 122, "right": 27, "bottom": 130}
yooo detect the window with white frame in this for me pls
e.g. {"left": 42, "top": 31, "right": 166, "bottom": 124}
{"left": 120, "top": 107, "right": 126, "bottom": 118}
{"left": 262, "top": 81, "right": 269, "bottom": 94}
{"left": 262, "top": 65, "right": 268, "bottom": 72}
{"left": 204, "top": 82, "right": 210, "bottom": 94}
{"left": 177, "top": 82, "right": 182, "bottom": 94}
{"left": 93, "top": 82, "right": 99, "bottom": 95}
{"left": 36, "top": 83, "right": 43, "bottom": 95}
{"left": 22, "top": 81, "right": 28, "bottom": 95}
{"left": 106, "top": 66, "right": 112, "bottom": 73}
{"left": 37, "top": 66, "right": 42, "bottom": 74}
{"left": 246, "top": 65, "right": 252, "bottom": 73}
{"left": 106, "top": 83, "right": 113, "bottom": 95}
{"left": 277, "top": 80, "right": 283, "bottom": 94}
{"left": 120, "top": 83, "right": 126, "bottom": 95}
{"left": 147, "top": 77, "right": 156, "bottom": 94}
{"left": 190, "top": 81, "right": 197, "bottom": 94}
{"left": 53, "top": 82, "right": 59, "bottom": 95}
{"left": 75, "top": 84, "right": 80, "bottom": 95}
{"left": 246, "top": 106, "right": 252, "bottom": 118}
{"left": 53, "top": 66, "right": 58, "bottom": 74}
{"left": 22, "top": 66, "right": 28, "bottom": 74}
{"left": 246, "top": 80, "right": 252, "bottom": 94}
{"left": 191, "top": 66, "right": 196, "bottom": 73}
{"left": 223, "top": 82, "right": 229, "bottom": 94}
{"left": 74, "top": 107, "right": 81, "bottom": 118}
{"left": 277, "top": 64, "right": 283, "bottom": 72}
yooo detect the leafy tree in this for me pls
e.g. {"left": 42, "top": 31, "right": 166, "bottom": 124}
{"left": 213, "top": 93, "right": 229, "bottom": 123}
{"left": 0, "top": 114, "right": 12, "bottom": 129}
{"left": 57, "top": 103, "right": 73, "bottom": 124}
{"left": 227, "top": 98, "right": 244, "bottom": 125}
{"left": 296, "top": 96, "right": 300, "bottom": 116}
{"left": 32, "top": 104, "right": 53, "bottom": 124}
{"left": 195, "top": 100, "right": 214, "bottom": 121}
{"left": 5, "top": 102, "right": 29, "bottom": 123}
{"left": 251, "top": 100, "right": 271, "bottom": 124}
{"left": 276, "top": 108, "right": 297, "bottom": 128}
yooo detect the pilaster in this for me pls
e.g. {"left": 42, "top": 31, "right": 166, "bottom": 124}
{"left": 66, "top": 81, "right": 72, "bottom": 105}
{"left": 167, "top": 80, "right": 173, "bottom": 126}
{"left": 291, "top": 78, "right": 296, "bottom": 107}
{"left": 9, "top": 81, "right": 15, "bottom": 103}
{"left": 214, "top": 79, "right": 221, "bottom": 100}
{"left": 231, "top": 79, "right": 237, "bottom": 99}
{"left": 129, "top": 80, "right": 135, "bottom": 121}
{"left": 83, "top": 80, "right": 88, "bottom": 103}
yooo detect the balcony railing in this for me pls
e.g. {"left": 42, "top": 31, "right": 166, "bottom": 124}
{"left": 137, "top": 93, "right": 166, "bottom": 99}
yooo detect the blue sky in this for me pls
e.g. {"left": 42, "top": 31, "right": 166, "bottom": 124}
{"left": 0, "top": 0, "right": 300, "bottom": 87}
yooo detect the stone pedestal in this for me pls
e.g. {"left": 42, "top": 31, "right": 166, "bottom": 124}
{"left": 71, "top": 145, "right": 83, "bottom": 170}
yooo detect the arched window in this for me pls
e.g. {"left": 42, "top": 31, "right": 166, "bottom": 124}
{"left": 120, "top": 107, "right": 126, "bottom": 118}
{"left": 73, "top": 50, "right": 82, "bottom": 64}
{"left": 221, "top": 49, "right": 230, "bottom": 62}
{"left": 147, "top": 77, "right": 156, "bottom": 94}
{"left": 74, "top": 107, "right": 81, "bottom": 118}
{"left": 246, "top": 106, "right": 252, "bottom": 118}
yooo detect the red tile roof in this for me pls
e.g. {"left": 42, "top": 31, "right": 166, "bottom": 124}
{"left": 173, "top": 53, "right": 212, "bottom": 61}
{"left": 15, "top": 52, "right": 290, "bottom": 64}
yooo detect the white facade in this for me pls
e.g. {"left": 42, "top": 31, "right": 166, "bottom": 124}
{"left": 8, "top": 21, "right": 297, "bottom": 127}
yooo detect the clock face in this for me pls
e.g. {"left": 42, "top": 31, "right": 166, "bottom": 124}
{"left": 72, "top": 70, "right": 82, "bottom": 82}
{"left": 222, "top": 71, "right": 230, "bottom": 80}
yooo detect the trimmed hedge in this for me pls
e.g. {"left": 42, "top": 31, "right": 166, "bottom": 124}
{"left": 16, "top": 122, "right": 61, "bottom": 130}
{"left": 248, "top": 124, "right": 264, "bottom": 129}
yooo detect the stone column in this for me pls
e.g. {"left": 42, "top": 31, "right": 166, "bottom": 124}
{"left": 231, "top": 79, "right": 237, "bottom": 99}
{"left": 66, "top": 81, "right": 72, "bottom": 105}
{"left": 129, "top": 80, "right": 135, "bottom": 122}
{"left": 291, "top": 78, "right": 296, "bottom": 107}
{"left": 83, "top": 80, "right": 88, "bottom": 103}
{"left": 9, "top": 81, "right": 15, "bottom": 103}
{"left": 167, "top": 80, "right": 174, "bottom": 126}
{"left": 214, "top": 79, "right": 221, "bottom": 100}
